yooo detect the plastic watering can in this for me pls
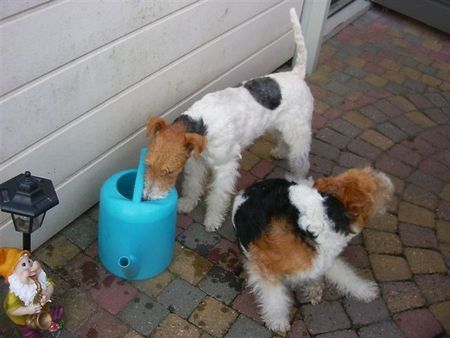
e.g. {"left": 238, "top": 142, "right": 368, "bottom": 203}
{"left": 98, "top": 148, "right": 177, "bottom": 280}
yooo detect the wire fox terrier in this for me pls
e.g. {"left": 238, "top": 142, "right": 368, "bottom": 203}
{"left": 232, "top": 167, "right": 394, "bottom": 332}
{"left": 144, "top": 9, "right": 313, "bottom": 231}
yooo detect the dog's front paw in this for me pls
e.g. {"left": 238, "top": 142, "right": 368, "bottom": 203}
{"left": 266, "top": 318, "right": 291, "bottom": 333}
{"left": 204, "top": 213, "right": 223, "bottom": 232}
{"left": 177, "top": 197, "right": 197, "bottom": 214}
{"left": 353, "top": 280, "right": 379, "bottom": 303}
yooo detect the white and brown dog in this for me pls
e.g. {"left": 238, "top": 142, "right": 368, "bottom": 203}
{"left": 232, "top": 167, "right": 394, "bottom": 332}
{"left": 143, "top": 8, "right": 313, "bottom": 231}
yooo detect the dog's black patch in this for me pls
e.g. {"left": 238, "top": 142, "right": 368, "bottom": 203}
{"left": 243, "top": 77, "right": 281, "bottom": 110}
{"left": 320, "top": 192, "right": 351, "bottom": 235}
{"left": 233, "top": 179, "right": 316, "bottom": 250}
{"left": 175, "top": 114, "right": 207, "bottom": 136}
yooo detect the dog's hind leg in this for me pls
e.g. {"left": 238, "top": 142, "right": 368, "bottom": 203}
{"left": 203, "top": 160, "right": 239, "bottom": 231}
{"left": 270, "top": 130, "right": 289, "bottom": 160}
{"left": 247, "top": 268, "right": 292, "bottom": 332}
{"left": 279, "top": 119, "right": 312, "bottom": 179}
{"left": 178, "top": 157, "right": 208, "bottom": 214}
{"left": 325, "top": 257, "right": 379, "bottom": 303}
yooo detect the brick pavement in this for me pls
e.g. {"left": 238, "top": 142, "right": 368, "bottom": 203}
{"left": 1, "top": 6, "right": 449, "bottom": 338}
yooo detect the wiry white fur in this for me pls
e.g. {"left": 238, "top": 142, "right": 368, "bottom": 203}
{"left": 178, "top": 8, "right": 313, "bottom": 231}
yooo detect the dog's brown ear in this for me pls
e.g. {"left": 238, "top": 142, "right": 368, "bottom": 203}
{"left": 184, "top": 133, "right": 207, "bottom": 160}
{"left": 146, "top": 116, "right": 167, "bottom": 137}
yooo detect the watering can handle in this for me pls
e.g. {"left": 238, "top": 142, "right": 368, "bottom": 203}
{"left": 133, "top": 148, "right": 148, "bottom": 203}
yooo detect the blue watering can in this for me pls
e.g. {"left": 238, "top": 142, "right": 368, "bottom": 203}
{"left": 98, "top": 148, "right": 177, "bottom": 280}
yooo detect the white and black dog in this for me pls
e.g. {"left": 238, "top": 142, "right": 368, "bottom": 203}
{"left": 143, "top": 8, "right": 313, "bottom": 231}
{"left": 232, "top": 167, "right": 394, "bottom": 332}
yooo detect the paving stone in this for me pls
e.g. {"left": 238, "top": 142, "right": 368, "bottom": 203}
{"left": 328, "top": 118, "right": 362, "bottom": 138}
{"left": 415, "top": 274, "right": 450, "bottom": 304}
{"left": 189, "top": 297, "right": 238, "bottom": 337}
{"left": 58, "top": 253, "right": 109, "bottom": 289}
{"left": 343, "top": 298, "right": 390, "bottom": 325}
{"left": 436, "top": 220, "right": 450, "bottom": 243}
{"left": 407, "top": 170, "right": 444, "bottom": 195}
{"left": 375, "top": 154, "right": 412, "bottom": 178}
{"left": 158, "top": 279, "right": 206, "bottom": 319}
{"left": 376, "top": 122, "right": 408, "bottom": 143}
{"left": 90, "top": 275, "right": 138, "bottom": 315}
{"left": 236, "top": 170, "right": 258, "bottom": 191}
{"left": 316, "top": 330, "right": 359, "bottom": 338}
{"left": 341, "top": 245, "right": 370, "bottom": 268}
{"left": 360, "top": 105, "right": 388, "bottom": 123}
{"left": 249, "top": 139, "right": 273, "bottom": 160}
{"left": 406, "top": 111, "right": 437, "bottom": 128}
{"left": 118, "top": 292, "right": 169, "bottom": 336}
{"left": 301, "top": 301, "right": 350, "bottom": 335}
{"left": 404, "top": 248, "right": 447, "bottom": 274}
{"left": 133, "top": 271, "right": 173, "bottom": 298}
{"left": 420, "top": 158, "right": 450, "bottom": 182}
{"left": 316, "top": 127, "right": 351, "bottom": 148}
{"left": 441, "top": 184, "right": 450, "bottom": 202}
{"left": 370, "top": 255, "right": 412, "bottom": 282}
{"left": 75, "top": 309, "right": 129, "bottom": 338}
{"left": 346, "top": 138, "right": 381, "bottom": 160}
{"left": 251, "top": 159, "right": 274, "bottom": 179}
{"left": 62, "top": 214, "right": 98, "bottom": 250}
{"left": 361, "top": 129, "right": 394, "bottom": 150}
{"left": 225, "top": 315, "right": 271, "bottom": 338}
{"left": 86, "top": 203, "right": 99, "bottom": 222}
{"left": 424, "top": 107, "right": 450, "bottom": 124}
{"left": 287, "top": 319, "right": 311, "bottom": 338}
{"left": 375, "top": 99, "right": 405, "bottom": 117}
{"left": 177, "top": 222, "right": 221, "bottom": 257}
{"left": 178, "top": 214, "right": 193, "bottom": 230}
{"left": 34, "top": 235, "right": 81, "bottom": 270}
{"left": 60, "top": 288, "right": 97, "bottom": 332}
{"left": 440, "top": 243, "right": 450, "bottom": 268}
{"left": 208, "top": 239, "right": 242, "bottom": 274}
{"left": 240, "top": 150, "right": 260, "bottom": 171}
{"left": 358, "top": 320, "right": 405, "bottom": 338}
{"left": 367, "top": 213, "right": 398, "bottom": 233}
{"left": 394, "top": 308, "right": 443, "bottom": 338}
{"left": 343, "top": 111, "right": 374, "bottom": 129}
{"left": 217, "top": 215, "right": 237, "bottom": 243}
{"left": 339, "top": 151, "right": 371, "bottom": 168}
{"left": 198, "top": 266, "right": 242, "bottom": 305}
{"left": 398, "top": 201, "right": 435, "bottom": 228}
{"left": 399, "top": 223, "right": 438, "bottom": 249}
{"left": 388, "top": 144, "right": 422, "bottom": 167}
{"left": 387, "top": 95, "right": 416, "bottom": 111}
{"left": 437, "top": 200, "right": 450, "bottom": 221}
{"left": 169, "top": 245, "right": 212, "bottom": 284}
{"left": 430, "top": 301, "right": 450, "bottom": 334}
{"left": 232, "top": 287, "right": 264, "bottom": 324}
{"left": 311, "top": 139, "right": 340, "bottom": 160}
{"left": 310, "top": 154, "right": 334, "bottom": 175}
{"left": 381, "top": 281, "right": 426, "bottom": 313}
{"left": 153, "top": 313, "right": 200, "bottom": 338}
{"left": 364, "top": 229, "right": 402, "bottom": 254}
{"left": 402, "top": 184, "right": 437, "bottom": 210}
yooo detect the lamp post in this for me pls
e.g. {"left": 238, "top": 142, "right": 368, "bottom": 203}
{"left": 0, "top": 171, "right": 59, "bottom": 251}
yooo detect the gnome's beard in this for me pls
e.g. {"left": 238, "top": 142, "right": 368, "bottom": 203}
{"left": 8, "top": 269, "right": 49, "bottom": 306}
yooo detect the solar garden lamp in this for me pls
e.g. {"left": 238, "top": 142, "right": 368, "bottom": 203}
{"left": 0, "top": 171, "right": 59, "bottom": 251}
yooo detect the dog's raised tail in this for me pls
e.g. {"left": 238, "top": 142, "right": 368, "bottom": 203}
{"left": 289, "top": 8, "right": 306, "bottom": 78}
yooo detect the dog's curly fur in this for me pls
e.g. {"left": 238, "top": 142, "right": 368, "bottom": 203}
{"left": 232, "top": 167, "right": 394, "bottom": 332}
{"left": 143, "top": 8, "right": 313, "bottom": 231}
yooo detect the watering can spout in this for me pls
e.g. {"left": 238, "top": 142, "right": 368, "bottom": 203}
{"left": 118, "top": 255, "right": 138, "bottom": 279}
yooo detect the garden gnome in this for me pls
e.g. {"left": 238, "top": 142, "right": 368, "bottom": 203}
{"left": 0, "top": 247, "right": 64, "bottom": 338}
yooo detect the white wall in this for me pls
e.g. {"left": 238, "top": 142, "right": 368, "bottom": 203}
{"left": 0, "top": 0, "right": 305, "bottom": 249}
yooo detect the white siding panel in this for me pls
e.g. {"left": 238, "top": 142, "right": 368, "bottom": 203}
{"left": 0, "top": 0, "right": 282, "bottom": 162}
{"left": 0, "top": 0, "right": 50, "bottom": 20}
{"left": 0, "top": 28, "right": 296, "bottom": 249}
{"left": 0, "top": 0, "right": 197, "bottom": 94}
